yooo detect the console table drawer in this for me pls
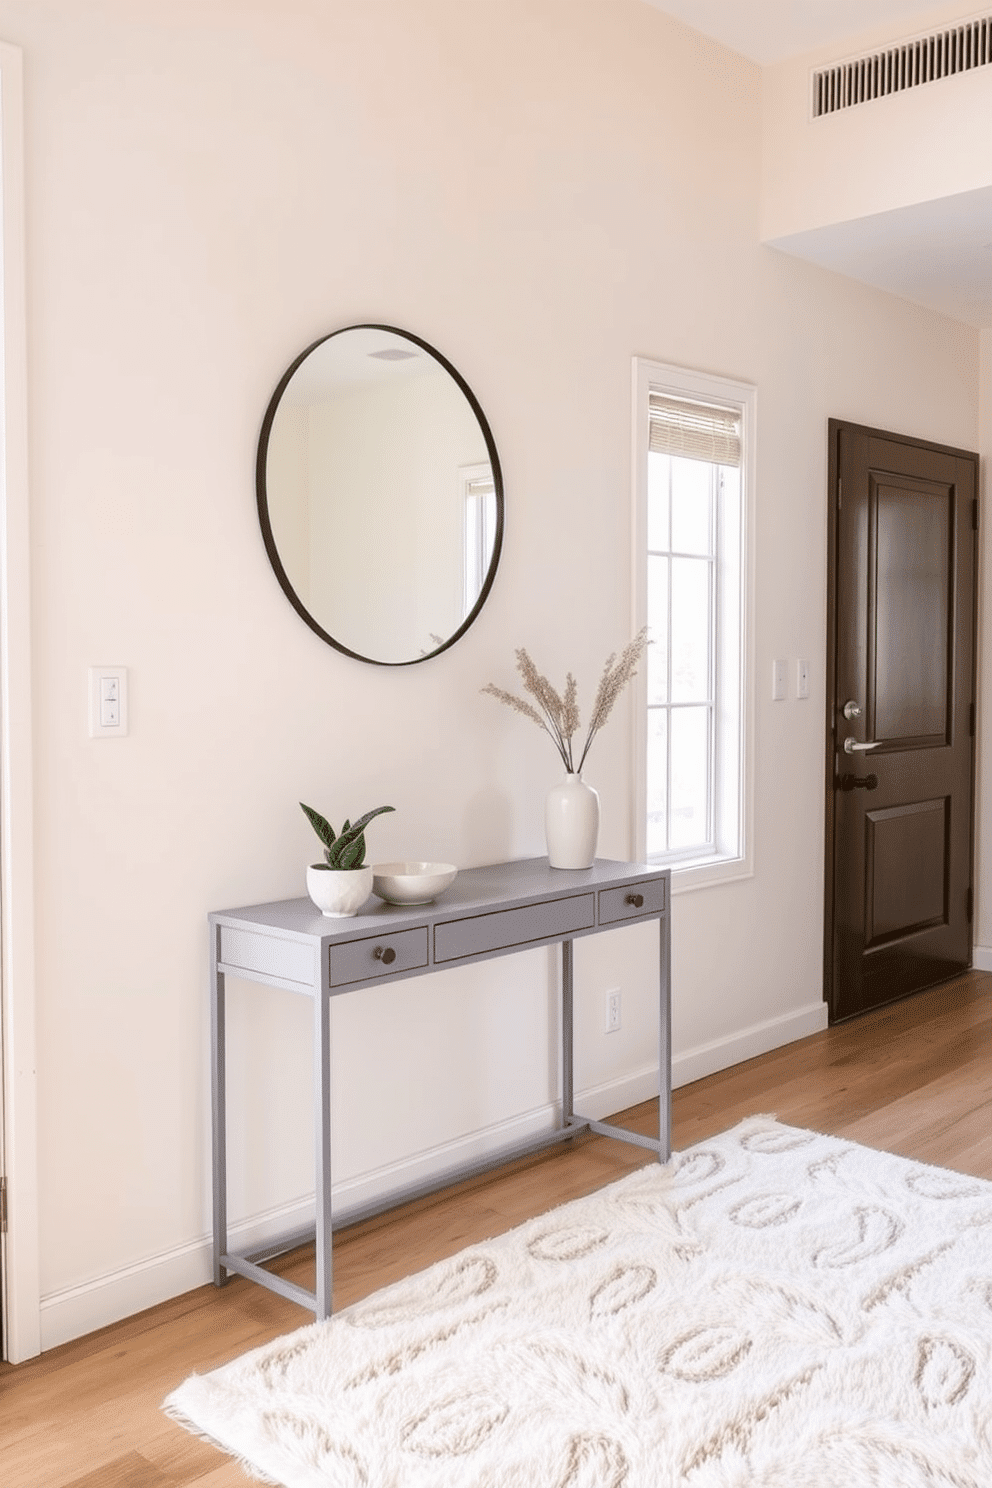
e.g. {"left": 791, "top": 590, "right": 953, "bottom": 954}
{"left": 598, "top": 879, "right": 667, "bottom": 925}
{"left": 329, "top": 927, "right": 428, "bottom": 986}
{"left": 434, "top": 893, "right": 595, "bottom": 963}
{"left": 219, "top": 927, "right": 316, "bottom": 985}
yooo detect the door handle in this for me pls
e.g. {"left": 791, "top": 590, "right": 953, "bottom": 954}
{"left": 843, "top": 737, "right": 880, "bottom": 754}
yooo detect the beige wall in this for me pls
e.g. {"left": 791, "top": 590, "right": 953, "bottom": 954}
{"left": 0, "top": 0, "right": 980, "bottom": 1350}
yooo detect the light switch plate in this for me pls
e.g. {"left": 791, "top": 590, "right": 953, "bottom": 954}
{"left": 772, "top": 659, "right": 788, "bottom": 701}
{"left": 796, "top": 659, "right": 810, "bottom": 699}
{"left": 89, "top": 667, "right": 128, "bottom": 737}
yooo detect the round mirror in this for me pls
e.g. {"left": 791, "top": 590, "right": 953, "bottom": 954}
{"left": 257, "top": 325, "right": 504, "bottom": 665}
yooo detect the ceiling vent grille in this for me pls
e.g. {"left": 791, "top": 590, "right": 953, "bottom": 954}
{"left": 812, "top": 13, "right": 991, "bottom": 117}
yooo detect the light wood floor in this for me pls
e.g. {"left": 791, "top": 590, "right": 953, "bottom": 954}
{"left": 2, "top": 971, "right": 990, "bottom": 1487}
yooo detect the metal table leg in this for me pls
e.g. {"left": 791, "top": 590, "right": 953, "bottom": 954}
{"left": 568, "top": 911, "right": 671, "bottom": 1162}
{"left": 211, "top": 931, "right": 228, "bottom": 1287}
{"left": 658, "top": 909, "right": 672, "bottom": 1162}
{"left": 561, "top": 938, "right": 574, "bottom": 1126}
{"left": 313, "top": 982, "right": 333, "bottom": 1319}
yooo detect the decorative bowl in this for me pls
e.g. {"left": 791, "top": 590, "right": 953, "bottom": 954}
{"left": 372, "top": 862, "right": 458, "bottom": 905}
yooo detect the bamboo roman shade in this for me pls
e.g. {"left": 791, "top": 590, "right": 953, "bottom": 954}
{"left": 648, "top": 393, "right": 742, "bottom": 467}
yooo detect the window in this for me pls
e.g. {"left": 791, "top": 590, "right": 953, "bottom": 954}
{"left": 632, "top": 360, "right": 754, "bottom": 888}
{"left": 460, "top": 463, "right": 497, "bottom": 614}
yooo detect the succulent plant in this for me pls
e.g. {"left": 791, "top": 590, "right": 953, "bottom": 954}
{"left": 300, "top": 802, "right": 395, "bottom": 870}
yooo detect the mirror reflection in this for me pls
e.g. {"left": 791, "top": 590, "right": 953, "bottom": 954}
{"left": 258, "top": 325, "right": 503, "bottom": 665}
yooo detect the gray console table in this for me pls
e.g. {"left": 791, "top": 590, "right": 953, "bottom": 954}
{"left": 210, "top": 856, "right": 671, "bottom": 1318}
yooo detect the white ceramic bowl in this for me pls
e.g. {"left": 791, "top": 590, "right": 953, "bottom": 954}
{"left": 372, "top": 862, "right": 458, "bottom": 905}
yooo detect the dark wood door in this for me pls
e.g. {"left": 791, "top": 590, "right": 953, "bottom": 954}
{"left": 825, "top": 421, "right": 978, "bottom": 1022}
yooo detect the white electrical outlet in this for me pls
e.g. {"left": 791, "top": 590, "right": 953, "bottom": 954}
{"left": 606, "top": 988, "right": 621, "bottom": 1033}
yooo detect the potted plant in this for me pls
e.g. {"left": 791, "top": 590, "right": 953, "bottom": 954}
{"left": 301, "top": 802, "right": 395, "bottom": 917}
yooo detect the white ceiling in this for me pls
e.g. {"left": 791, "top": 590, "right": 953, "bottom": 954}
{"left": 768, "top": 188, "right": 992, "bottom": 329}
{"left": 639, "top": 1, "right": 992, "bottom": 327}
{"left": 638, "top": 0, "right": 973, "bottom": 66}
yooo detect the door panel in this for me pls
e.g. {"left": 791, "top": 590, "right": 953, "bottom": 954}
{"left": 826, "top": 421, "right": 977, "bottom": 1022}
{"left": 865, "top": 797, "right": 948, "bottom": 945}
{"left": 874, "top": 481, "right": 951, "bottom": 743}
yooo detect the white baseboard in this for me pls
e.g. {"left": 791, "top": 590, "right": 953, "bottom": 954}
{"left": 38, "top": 1009, "right": 825, "bottom": 1350}
{"left": 672, "top": 999, "right": 829, "bottom": 1090}
{"left": 973, "top": 945, "right": 992, "bottom": 973}
{"left": 38, "top": 1101, "right": 563, "bottom": 1350}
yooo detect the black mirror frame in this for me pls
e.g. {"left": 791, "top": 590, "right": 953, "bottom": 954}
{"left": 256, "top": 324, "right": 504, "bottom": 666}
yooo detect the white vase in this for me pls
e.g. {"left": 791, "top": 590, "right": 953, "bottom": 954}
{"left": 545, "top": 773, "right": 600, "bottom": 869}
{"left": 306, "top": 864, "right": 374, "bottom": 917}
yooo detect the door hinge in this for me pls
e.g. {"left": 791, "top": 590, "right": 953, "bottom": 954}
{"left": 967, "top": 886, "right": 974, "bottom": 923}
{"left": 0, "top": 1176, "right": 6, "bottom": 1234}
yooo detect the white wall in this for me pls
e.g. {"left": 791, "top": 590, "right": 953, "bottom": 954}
{"left": 0, "top": 0, "right": 980, "bottom": 1353}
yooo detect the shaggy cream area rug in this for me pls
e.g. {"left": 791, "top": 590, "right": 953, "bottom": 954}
{"left": 164, "top": 1117, "right": 992, "bottom": 1486}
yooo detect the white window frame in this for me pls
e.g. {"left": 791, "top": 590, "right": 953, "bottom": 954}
{"left": 631, "top": 358, "right": 755, "bottom": 893}
{"left": 459, "top": 461, "right": 496, "bottom": 616}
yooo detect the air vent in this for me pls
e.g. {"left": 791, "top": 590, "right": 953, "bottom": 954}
{"left": 812, "top": 13, "right": 991, "bottom": 117}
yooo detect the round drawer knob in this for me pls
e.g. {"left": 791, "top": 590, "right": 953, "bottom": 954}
{"left": 625, "top": 892, "right": 644, "bottom": 909}
{"left": 373, "top": 945, "right": 397, "bottom": 965}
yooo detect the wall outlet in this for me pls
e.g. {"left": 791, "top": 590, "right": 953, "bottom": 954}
{"left": 605, "top": 988, "right": 621, "bottom": 1033}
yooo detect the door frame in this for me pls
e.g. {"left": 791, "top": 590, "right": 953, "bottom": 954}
{"left": 824, "top": 417, "right": 980, "bottom": 1024}
{"left": 0, "top": 40, "right": 40, "bottom": 1362}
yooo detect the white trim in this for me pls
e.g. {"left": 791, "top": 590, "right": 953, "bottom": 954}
{"left": 972, "top": 946, "right": 992, "bottom": 973}
{"left": 630, "top": 358, "right": 756, "bottom": 886}
{"left": 0, "top": 41, "right": 40, "bottom": 1364}
{"left": 672, "top": 999, "right": 829, "bottom": 1089}
{"left": 670, "top": 856, "right": 755, "bottom": 895}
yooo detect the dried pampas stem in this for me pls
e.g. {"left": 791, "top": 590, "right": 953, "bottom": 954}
{"left": 482, "top": 629, "right": 649, "bottom": 774}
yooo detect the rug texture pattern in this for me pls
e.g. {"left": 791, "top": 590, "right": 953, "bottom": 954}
{"left": 165, "top": 1118, "right": 992, "bottom": 1486}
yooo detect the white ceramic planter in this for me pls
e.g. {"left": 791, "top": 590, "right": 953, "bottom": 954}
{"left": 545, "top": 773, "right": 600, "bottom": 869}
{"left": 306, "top": 864, "right": 374, "bottom": 917}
